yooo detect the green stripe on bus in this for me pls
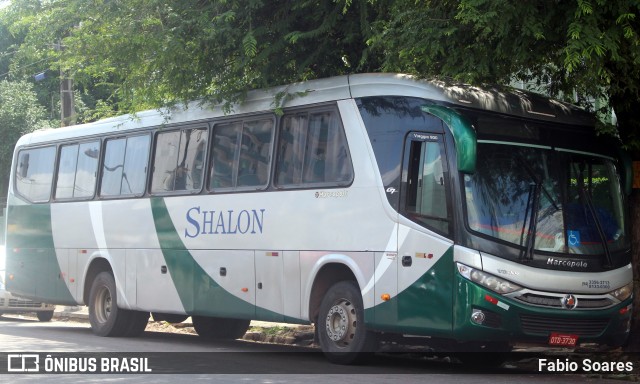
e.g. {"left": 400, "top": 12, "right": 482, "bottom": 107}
{"left": 5, "top": 204, "right": 76, "bottom": 304}
{"left": 150, "top": 197, "right": 285, "bottom": 321}
{"left": 366, "top": 246, "right": 454, "bottom": 337}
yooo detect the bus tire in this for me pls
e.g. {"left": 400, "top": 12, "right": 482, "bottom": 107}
{"left": 36, "top": 310, "right": 54, "bottom": 322}
{"left": 124, "top": 310, "right": 149, "bottom": 337}
{"left": 152, "top": 312, "right": 189, "bottom": 324}
{"left": 88, "top": 271, "right": 132, "bottom": 337}
{"left": 192, "top": 316, "right": 250, "bottom": 340}
{"left": 317, "top": 280, "right": 377, "bottom": 365}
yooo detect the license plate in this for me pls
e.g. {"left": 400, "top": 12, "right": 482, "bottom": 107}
{"left": 548, "top": 332, "right": 578, "bottom": 346}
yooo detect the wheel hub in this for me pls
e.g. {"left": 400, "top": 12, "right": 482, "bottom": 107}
{"left": 95, "top": 286, "right": 112, "bottom": 324}
{"left": 325, "top": 299, "right": 356, "bottom": 345}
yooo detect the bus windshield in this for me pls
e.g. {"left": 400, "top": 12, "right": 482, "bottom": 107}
{"left": 464, "top": 143, "right": 627, "bottom": 257}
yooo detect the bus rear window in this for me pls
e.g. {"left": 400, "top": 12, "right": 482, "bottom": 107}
{"left": 15, "top": 146, "right": 56, "bottom": 203}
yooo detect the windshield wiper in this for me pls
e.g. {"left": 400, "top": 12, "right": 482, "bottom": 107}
{"left": 519, "top": 183, "right": 541, "bottom": 262}
{"left": 516, "top": 156, "right": 560, "bottom": 211}
{"left": 578, "top": 184, "right": 613, "bottom": 268}
{"left": 516, "top": 156, "right": 558, "bottom": 262}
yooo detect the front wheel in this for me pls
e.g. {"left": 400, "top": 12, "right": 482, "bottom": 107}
{"left": 317, "top": 281, "right": 377, "bottom": 364}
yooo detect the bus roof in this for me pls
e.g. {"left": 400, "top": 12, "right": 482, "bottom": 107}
{"left": 17, "top": 73, "right": 594, "bottom": 147}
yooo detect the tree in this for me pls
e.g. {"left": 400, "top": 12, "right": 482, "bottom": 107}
{"left": 369, "top": 1, "right": 640, "bottom": 142}
{"left": 3, "top": 0, "right": 383, "bottom": 112}
{"left": 0, "top": 80, "right": 53, "bottom": 197}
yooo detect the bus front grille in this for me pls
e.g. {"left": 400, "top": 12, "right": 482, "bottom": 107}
{"left": 519, "top": 315, "right": 609, "bottom": 337}
{"left": 514, "top": 293, "right": 614, "bottom": 310}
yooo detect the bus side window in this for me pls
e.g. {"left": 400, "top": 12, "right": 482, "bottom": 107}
{"left": 276, "top": 109, "right": 353, "bottom": 188}
{"left": 100, "top": 135, "right": 150, "bottom": 197}
{"left": 56, "top": 144, "right": 80, "bottom": 199}
{"left": 209, "top": 117, "right": 274, "bottom": 191}
{"left": 210, "top": 122, "right": 241, "bottom": 190}
{"left": 151, "top": 127, "right": 207, "bottom": 194}
{"left": 76, "top": 142, "right": 100, "bottom": 198}
{"left": 237, "top": 119, "right": 274, "bottom": 188}
{"left": 15, "top": 146, "right": 56, "bottom": 203}
{"left": 56, "top": 141, "right": 100, "bottom": 200}
{"left": 151, "top": 131, "right": 181, "bottom": 193}
{"left": 276, "top": 114, "right": 306, "bottom": 186}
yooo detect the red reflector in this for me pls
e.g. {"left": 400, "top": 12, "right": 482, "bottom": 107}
{"left": 484, "top": 294, "right": 498, "bottom": 305}
{"left": 620, "top": 306, "right": 630, "bottom": 315}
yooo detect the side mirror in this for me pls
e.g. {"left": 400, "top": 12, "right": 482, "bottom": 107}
{"left": 421, "top": 105, "right": 476, "bottom": 173}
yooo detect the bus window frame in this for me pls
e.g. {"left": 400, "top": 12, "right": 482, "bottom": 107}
{"left": 149, "top": 124, "right": 209, "bottom": 196}
{"left": 13, "top": 144, "right": 58, "bottom": 204}
{"left": 53, "top": 139, "right": 102, "bottom": 202}
{"left": 207, "top": 114, "right": 277, "bottom": 194}
{"left": 273, "top": 105, "right": 355, "bottom": 190}
{"left": 97, "top": 132, "right": 152, "bottom": 200}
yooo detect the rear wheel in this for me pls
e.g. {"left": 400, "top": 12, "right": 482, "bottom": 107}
{"left": 88, "top": 271, "right": 132, "bottom": 337}
{"left": 192, "top": 316, "right": 250, "bottom": 339}
{"left": 152, "top": 312, "right": 189, "bottom": 323}
{"left": 317, "top": 281, "right": 377, "bottom": 364}
{"left": 124, "top": 310, "right": 149, "bottom": 337}
{"left": 36, "top": 310, "right": 54, "bottom": 322}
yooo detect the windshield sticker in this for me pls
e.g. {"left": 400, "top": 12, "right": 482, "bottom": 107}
{"left": 567, "top": 230, "right": 581, "bottom": 247}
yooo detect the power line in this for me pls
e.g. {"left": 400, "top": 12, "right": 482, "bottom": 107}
{"left": 0, "top": 58, "right": 48, "bottom": 79}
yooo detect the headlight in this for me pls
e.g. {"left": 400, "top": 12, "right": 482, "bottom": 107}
{"left": 457, "top": 263, "right": 522, "bottom": 295}
{"left": 611, "top": 282, "right": 633, "bottom": 302}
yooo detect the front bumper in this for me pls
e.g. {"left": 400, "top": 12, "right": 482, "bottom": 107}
{"left": 453, "top": 274, "right": 632, "bottom": 347}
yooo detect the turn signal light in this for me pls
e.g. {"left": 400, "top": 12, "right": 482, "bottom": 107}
{"left": 381, "top": 293, "right": 391, "bottom": 301}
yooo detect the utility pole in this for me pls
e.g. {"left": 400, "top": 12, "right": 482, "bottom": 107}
{"left": 56, "top": 40, "right": 75, "bottom": 127}
{"left": 60, "top": 72, "right": 75, "bottom": 126}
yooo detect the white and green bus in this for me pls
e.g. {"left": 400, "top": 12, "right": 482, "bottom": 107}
{"left": 4, "top": 74, "right": 633, "bottom": 364}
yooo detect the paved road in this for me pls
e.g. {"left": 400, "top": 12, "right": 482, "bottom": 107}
{"left": 0, "top": 315, "right": 633, "bottom": 383}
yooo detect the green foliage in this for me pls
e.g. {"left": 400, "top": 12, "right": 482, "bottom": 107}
{"left": 369, "top": 0, "right": 640, "bottom": 152}
{"left": 1, "top": 0, "right": 383, "bottom": 114}
{"left": 0, "top": 79, "right": 52, "bottom": 195}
